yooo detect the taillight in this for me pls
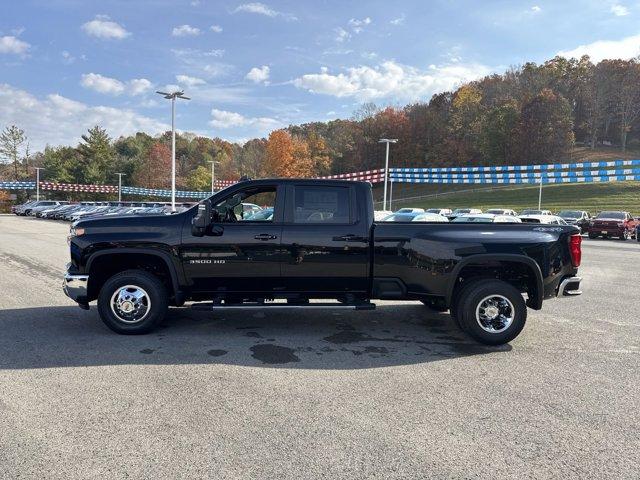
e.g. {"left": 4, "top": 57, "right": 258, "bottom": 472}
{"left": 569, "top": 234, "right": 581, "bottom": 267}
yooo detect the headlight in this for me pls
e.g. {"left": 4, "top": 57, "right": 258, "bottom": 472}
{"left": 67, "top": 226, "right": 85, "bottom": 244}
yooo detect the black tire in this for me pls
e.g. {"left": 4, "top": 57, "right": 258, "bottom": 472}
{"left": 620, "top": 230, "right": 631, "bottom": 241}
{"left": 455, "top": 279, "right": 527, "bottom": 345}
{"left": 420, "top": 299, "right": 448, "bottom": 312}
{"left": 97, "top": 269, "right": 168, "bottom": 334}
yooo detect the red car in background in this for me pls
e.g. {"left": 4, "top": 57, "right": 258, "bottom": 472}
{"left": 588, "top": 211, "right": 638, "bottom": 240}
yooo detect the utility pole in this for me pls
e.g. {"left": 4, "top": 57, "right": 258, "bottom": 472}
{"left": 208, "top": 160, "right": 219, "bottom": 194}
{"left": 378, "top": 138, "right": 398, "bottom": 211}
{"left": 156, "top": 90, "right": 190, "bottom": 211}
{"left": 34, "top": 167, "right": 44, "bottom": 201}
{"left": 115, "top": 173, "right": 126, "bottom": 203}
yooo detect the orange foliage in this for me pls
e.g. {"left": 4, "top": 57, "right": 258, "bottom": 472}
{"left": 134, "top": 142, "right": 171, "bottom": 188}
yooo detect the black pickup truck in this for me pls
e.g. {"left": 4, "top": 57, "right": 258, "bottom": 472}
{"left": 64, "top": 179, "right": 583, "bottom": 345}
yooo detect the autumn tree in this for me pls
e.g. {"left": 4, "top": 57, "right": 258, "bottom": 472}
{"left": 134, "top": 142, "right": 171, "bottom": 188}
{"left": 479, "top": 100, "right": 520, "bottom": 164}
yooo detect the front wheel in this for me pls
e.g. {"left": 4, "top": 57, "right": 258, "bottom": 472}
{"left": 455, "top": 280, "right": 527, "bottom": 345}
{"left": 97, "top": 270, "right": 168, "bottom": 334}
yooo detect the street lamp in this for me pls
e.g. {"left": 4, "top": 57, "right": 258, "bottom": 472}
{"left": 156, "top": 90, "right": 190, "bottom": 211}
{"left": 34, "top": 167, "right": 44, "bottom": 201}
{"left": 378, "top": 138, "right": 398, "bottom": 211}
{"left": 538, "top": 172, "right": 544, "bottom": 210}
{"left": 115, "top": 172, "right": 126, "bottom": 203}
{"left": 208, "top": 160, "right": 220, "bottom": 194}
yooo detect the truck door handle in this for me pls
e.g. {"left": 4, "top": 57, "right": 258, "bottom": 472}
{"left": 332, "top": 234, "right": 364, "bottom": 242}
{"left": 254, "top": 233, "right": 278, "bottom": 241}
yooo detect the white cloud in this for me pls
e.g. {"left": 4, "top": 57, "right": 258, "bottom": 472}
{"left": 232, "top": 3, "right": 297, "bottom": 20}
{"left": 176, "top": 74, "right": 206, "bottom": 86}
{"left": 531, "top": 5, "right": 541, "bottom": 13}
{"left": 209, "top": 108, "right": 280, "bottom": 130}
{"left": 557, "top": 33, "right": 640, "bottom": 62}
{"left": 210, "top": 24, "right": 223, "bottom": 33}
{"left": 611, "top": 4, "right": 629, "bottom": 16}
{"left": 335, "top": 27, "right": 350, "bottom": 43}
{"left": 293, "top": 60, "right": 492, "bottom": 102}
{"left": 390, "top": 14, "right": 405, "bottom": 26}
{"left": 80, "top": 73, "right": 153, "bottom": 96}
{"left": 0, "top": 36, "right": 30, "bottom": 55}
{"left": 0, "top": 84, "right": 168, "bottom": 150}
{"left": 128, "top": 78, "right": 154, "bottom": 95}
{"left": 61, "top": 50, "right": 75, "bottom": 64}
{"left": 80, "top": 73, "right": 125, "bottom": 95}
{"left": 348, "top": 17, "right": 371, "bottom": 34}
{"left": 172, "top": 24, "right": 201, "bottom": 36}
{"left": 81, "top": 15, "right": 130, "bottom": 40}
{"left": 245, "top": 65, "right": 270, "bottom": 84}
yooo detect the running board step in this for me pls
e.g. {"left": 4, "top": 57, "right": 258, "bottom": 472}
{"left": 191, "top": 302, "right": 376, "bottom": 311}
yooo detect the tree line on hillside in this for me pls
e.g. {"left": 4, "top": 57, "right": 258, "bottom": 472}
{"left": 2, "top": 55, "right": 640, "bottom": 192}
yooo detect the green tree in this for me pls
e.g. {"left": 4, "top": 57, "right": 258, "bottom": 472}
{"left": 518, "top": 89, "right": 574, "bottom": 163}
{"left": 76, "top": 126, "right": 114, "bottom": 184}
{"left": 479, "top": 101, "right": 520, "bottom": 164}
{"left": 0, "top": 125, "right": 27, "bottom": 180}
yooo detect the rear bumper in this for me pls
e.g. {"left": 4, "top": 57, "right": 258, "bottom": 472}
{"left": 589, "top": 226, "right": 624, "bottom": 236}
{"left": 557, "top": 276, "right": 582, "bottom": 297}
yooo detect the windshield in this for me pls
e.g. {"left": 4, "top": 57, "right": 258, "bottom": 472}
{"left": 452, "top": 216, "right": 492, "bottom": 223}
{"left": 383, "top": 213, "right": 417, "bottom": 222}
{"left": 559, "top": 210, "right": 581, "bottom": 218}
{"left": 596, "top": 211, "right": 625, "bottom": 220}
{"left": 486, "top": 209, "right": 505, "bottom": 214}
{"left": 521, "top": 209, "right": 542, "bottom": 215}
{"left": 452, "top": 209, "right": 471, "bottom": 214}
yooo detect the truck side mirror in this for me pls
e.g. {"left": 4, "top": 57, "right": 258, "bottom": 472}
{"left": 191, "top": 201, "right": 211, "bottom": 237}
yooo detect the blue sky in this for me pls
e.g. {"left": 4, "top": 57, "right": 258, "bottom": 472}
{"left": 2, "top": 0, "right": 640, "bottom": 150}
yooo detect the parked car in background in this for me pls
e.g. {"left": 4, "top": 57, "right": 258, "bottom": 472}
{"left": 395, "top": 207, "right": 425, "bottom": 214}
{"left": 588, "top": 211, "right": 637, "bottom": 240}
{"left": 453, "top": 214, "right": 522, "bottom": 223}
{"left": 448, "top": 208, "right": 482, "bottom": 220}
{"left": 425, "top": 208, "right": 452, "bottom": 216}
{"left": 374, "top": 210, "right": 393, "bottom": 221}
{"left": 519, "top": 214, "right": 568, "bottom": 225}
{"left": 244, "top": 207, "right": 274, "bottom": 221}
{"left": 22, "top": 200, "right": 61, "bottom": 216}
{"left": 383, "top": 211, "right": 447, "bottom": 222}
{"left": 30, "top": 201, "right": 66, "bottom": 216}
{"left": 486, "top": 208, "right": 518, "bottom": 216}
{"left": 558, "top": 210, "right": 591, "bottom": 233}
{"left": 520, "top": 209, "right": 553, "bottom": 216}
{"left": 14, "top": 200, "right": 37, "bottom": 215}
{"left": 411, "top": 212, "right": 449, "bottom": 222}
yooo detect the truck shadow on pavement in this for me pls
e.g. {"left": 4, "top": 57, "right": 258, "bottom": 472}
{"left": 0, "top": 303, "right": 511, "bottom": 370}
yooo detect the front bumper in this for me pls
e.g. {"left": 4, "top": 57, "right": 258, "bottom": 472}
{"left": 63, "top": 269, "right": 89, "bottom": 304}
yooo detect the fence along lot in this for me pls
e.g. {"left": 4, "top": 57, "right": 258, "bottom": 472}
{"left": 0, "top": 215, "right": 638, "bottom": 478}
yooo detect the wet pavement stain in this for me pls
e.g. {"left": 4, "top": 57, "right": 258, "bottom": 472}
{"left": 207, "top": 349, "right": 228, "bottom": 357}
{"left": 250, "top": 344, "right": 300, "bottom": 364}
{"left": 139, "top": 348, "right": 155, "bottom": 354}
{"left": 323, "top": 330, "right": 405, "bottom": 345}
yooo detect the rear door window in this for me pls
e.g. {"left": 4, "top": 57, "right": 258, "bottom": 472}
{"left": 291, "top": 186, "right": 352, "bottom": 224}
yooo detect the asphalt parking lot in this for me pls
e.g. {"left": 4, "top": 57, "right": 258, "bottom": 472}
{"left": 0, "top": 215, "right": 638, "bottom": 479}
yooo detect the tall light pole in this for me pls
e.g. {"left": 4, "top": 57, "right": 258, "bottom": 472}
{"left": 156, "top": 90, "right": 190, "bottom": 211}
{"left": 538, "top": 172, "right": 544, "bottom": 210}
{"left": 208, "top": 160, "right": 219, "bottom": 194}
{"left": 379, "top": 138, "right": 398, "bottom": 211}
{"left": 34, "top": 167, "right": 44, "bottom": 201}
{"left": 115, "top": 173, "right": 126, "bottom": 203}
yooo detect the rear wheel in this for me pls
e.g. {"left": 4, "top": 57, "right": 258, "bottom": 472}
{"left": 97, "top": 270, "right": 168, "bottom": 334}
{"left": 455, "top": 280, "right": 527, "bottom": 345}
{"left": 620, "top": 230, "right": 632, "bottom": 241}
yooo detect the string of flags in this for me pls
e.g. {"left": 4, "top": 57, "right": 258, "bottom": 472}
{"left": 1, "top": 160, "right": 639, "bottom": 197}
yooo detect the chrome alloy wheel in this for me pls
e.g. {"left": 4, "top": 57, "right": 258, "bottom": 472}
{"left": 475, "top": 295, "right": 515, "bottom": 333}
{"left": 110, "top": 285, "right": 151, "bottom": 324}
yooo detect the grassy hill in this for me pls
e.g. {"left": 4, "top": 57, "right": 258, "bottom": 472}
{"left": 382, "top": 181, "right": 640, "bottom": 214}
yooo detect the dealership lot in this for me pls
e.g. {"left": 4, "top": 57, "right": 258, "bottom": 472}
{"left": 0, "top": 215, "right": 638, "bottom": 479}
